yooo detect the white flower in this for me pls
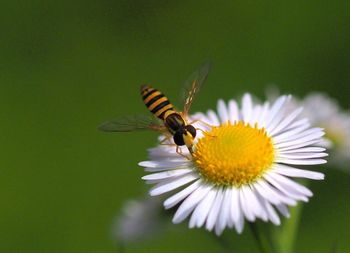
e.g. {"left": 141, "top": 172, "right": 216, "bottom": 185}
{"left": 300, "top": 92, "right": 350, "bottom": 168}
{"left": 112, "top": 197, "right": 165, "bottom": 243}
{"left": 139, "top": 94, "right": 327, "bottom": 236}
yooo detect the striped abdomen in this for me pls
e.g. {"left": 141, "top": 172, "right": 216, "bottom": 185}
{"left": 140, "top": 85, "right": 175, "bottom": 120}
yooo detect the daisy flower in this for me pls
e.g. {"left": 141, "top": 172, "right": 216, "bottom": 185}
{"left": 112, "top": 197, "right": 166, "bottom": 243}
{"left": 300, "top": 92, "right": 350, "bottom": 168}
{"left": 139, "top": 94, "right": 327, "bottom": 235}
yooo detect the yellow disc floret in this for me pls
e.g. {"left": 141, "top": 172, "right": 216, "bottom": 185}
{"left": 193, "top": 121, "right": 275, "bottom": 187}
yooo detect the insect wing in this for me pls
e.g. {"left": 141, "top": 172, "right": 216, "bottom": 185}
{"left": 98, "top": 115, "right": 164, "bottom": 132}
{"left": 182, "top": 62, "right": 211, "bottom": 117}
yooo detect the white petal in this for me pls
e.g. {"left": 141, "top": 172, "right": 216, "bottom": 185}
{"left": 149, "top": 173, "right": 198, "bottom": 196}
{"left": 268, "top": 172, "right": 313, "bottom": 197}
{"left": 254, "top": 179, "right": 296, "bottom": 206}
{"left": 276, "top": 204, "right": 290, "bottom": 218}
{"left": 275, "top": 130, "right": 324, "bottom": 148}
{"left": 276, "top": 158, "right": 327, "bottom": 165}
{"left": 242, "top": 94, "right": 253, "bottom": 124}
{"left": 228, "top": 100, "right": 239, "bottom": 122}
{"left": 142, "top": 169, "right": 193, "bottom": 181}
{"left": 217, "top": 99, "right": 229, "bottom": 123}
{"left": 172, "top": 183, "right": 213, "bottom": 223}
{"left": 280, "top": 147, "right": 326, "bottom": 153}
{"left": 269, "top": 107, "right": 303, "bottom": 136}
{"left": 265, "top": 96, "right": 288, "bottom": 129}
{"left": 230, "top": 188, "right": 240, "bottom": 224}
{"left": 189, "top": 188, "right": 217, "bottom": 228}
{"left": 277, "top": 139, "right": 325, "bottom": 152}
{"left": 207, "top": 110, "right": 220, "bottom": 126}
{"left": 216, "top": 187, "right": 232, "bottom": 235}
{"left": 256, "top": 102, "right": 270, "bottom": 128}
{"left": 264, "top": 173, "right": 310, "bottom": 201}
{"left": 273, "top": 124, "right": 310, "bottom": 142}
{"left": 206, "top": 187, "right": 224, "bottom": 231}
{"left": 239, "top": 188, "right": 255, "bottom": 221}
{"left": 277, "top": 152, "right": 328, "bottom": 159}
{"left": 284, "top": 118, "right": 309, "bottom": 131}
{"left": 274, "top": 165, "right": 324, "bottom": 180}
{"left": 256, "top": 193, "right": 280, "bottom": 225}
{"left": 275, "top": 128, "right": 324, "bottom": 144}
{"left": 241, "top": 186, "right": 267, "bottom": 221}
{"left": 163, "top": 179, "right": 202, "bottom": 209}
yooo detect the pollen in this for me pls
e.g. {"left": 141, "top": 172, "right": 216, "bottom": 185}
{"left": 192, "top": 121, "right": 275, "bottom": 187}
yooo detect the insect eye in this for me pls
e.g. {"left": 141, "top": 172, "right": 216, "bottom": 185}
{"left": 173, "top": 132, "right": 185, "bottom": 146}
{"left": 185, "top": 125, "right": 196, "bottom": 138}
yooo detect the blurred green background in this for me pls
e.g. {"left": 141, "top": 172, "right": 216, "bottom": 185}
{"left": 0, "top": 0, "right": 349, "bottom": 252}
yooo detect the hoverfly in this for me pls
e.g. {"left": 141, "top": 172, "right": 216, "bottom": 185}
{"left": 98, "top": 62, "right": 211, "bottom": 157}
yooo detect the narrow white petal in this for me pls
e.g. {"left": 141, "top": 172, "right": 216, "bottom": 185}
{"left": 216, "top": 187, "right": 232, "bottom": 235}
{"left": 280, "top": 147, "right": 326, "bottom": 153}
{"left": 142, "top": 169, "right": 193, "bottom": 181}
{"left": 275, "top": 128, "right": 324, "bottom": 144}
{"left": 273, "top": 124, "right": 310, "bottom": 143}
{"left": 269, "top": 107, "right": 303, "bottom": 136}
{"left": 275, "top": 130, "right": 325, "bottom": 149}
{"left": 149, "top": 173, "right": 198, "bottom": 196}
{"left": 242, "top": 94, "right": 253, "bottom": 124}
{"left": 228, "top": 100, "right": 239, "bottom": 122}
{"left": 264, "top": 173, "right": 310, "bottom": 201}
{"left": 189, "top": 188, "right": 217, "bottom": 228}
{"left": 255, "top": 179, "right": 296, "bottom": 206}
{"left": 276, "top": 204, "right": 290, "bottom": 218}
{"left": 164, "top": 180, "right": 202, "bottom": 209}
{"left": 242, "top": 186, "right": 267, "bottom": 221}
{"left": 235, "top": 205, "right": 245, "bottom": 234}
{"left": 250, "top": 186, "right": 268, "bottom": 221}
{"left": 172, "top": 183, "right": 214, "bottom": 223}
{"left": 277, "top": 139, "right": 324, "bottom": 152}
{"left": 284, "top": 118, "right": 309, "bottom": 131}
{"left": 264, "top": 173, "right": 312, "bottom": 202}
{"left": 265, "top": 96, "right": 287, "bottom": 128}
{"left": 268, "top": 172, "right": 313, "bottom": 197}
{"left": 217, "top": 99, "right": 229, "bottom": 123}
{"left": 277, "top": 152, "right": 328, "bottom": 159}
{"left": 256, "top": 102, "right": 270, "bottom": 128}
{"left": 274, "top": 165, "right": 324, "bottom": 180}
{"left": 140, "top": 161, "right": 189, "bottom": 172}
{"left": 276, "top": 158, "right": 327, "bottom": 165}
{"left": 230, "top": 188, "right": 240, "bottom": 224}
{"left": 206, "top": 187, "right": 224, "bottom": 231}
{"left": 207, "top": 110, "right": 220, "bottom": 126}
{"left": 239, "top": 188, "right": 255, "bottom": 221}
{"left": 256, "top": 193, "right": 280, "bottom": 225}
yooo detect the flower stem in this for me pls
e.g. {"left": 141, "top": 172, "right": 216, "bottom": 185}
{"left": 272, "top": 203, "right": 304, "bottom": 253}
{"left": 249, "top": 222, "right": 274, "bottom": 253}
{"left": 209, "top": 232, "right": 237, "bottom": 253}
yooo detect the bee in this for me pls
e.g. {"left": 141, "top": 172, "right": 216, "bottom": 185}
{"left": 99, "top": 63, "right": 211, "bottom": 156}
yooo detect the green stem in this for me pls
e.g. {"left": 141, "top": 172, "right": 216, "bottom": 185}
{"left": 249, "top": 222, "right": 274, "bottom": 253}
{"left": 272, "top": 203, "right": 304, "bottom": 253}
{"left": 209, "top": 232, "right": 236, "bottom": 253}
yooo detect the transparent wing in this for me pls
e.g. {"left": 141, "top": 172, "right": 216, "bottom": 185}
{"left": 98, "top": 115, "right": 165, "bottom": 132}
{"left": 182, "top": 62, "right": 212, "bottom": 117}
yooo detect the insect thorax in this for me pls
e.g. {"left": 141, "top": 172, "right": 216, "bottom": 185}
{"left": 164, "top": 112, "right": 185, "bottom": 134}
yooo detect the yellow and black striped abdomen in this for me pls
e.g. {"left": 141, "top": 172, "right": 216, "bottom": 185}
{"left": 140, "top": 85, "right": 175, "bottom": 120}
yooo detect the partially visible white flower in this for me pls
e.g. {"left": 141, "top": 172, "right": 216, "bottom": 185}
{"left": 140, "top": 94, "right": 327, "bottom": 235}
{"left": 112, "top": 197, "right": 166, "bottom": 243}
{"left": 300, "top": 92, "right": 350, "bottom": 168}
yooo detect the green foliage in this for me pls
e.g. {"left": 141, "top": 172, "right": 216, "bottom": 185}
{"left": 0, "top": 0, "right": 349, "bottom": 252}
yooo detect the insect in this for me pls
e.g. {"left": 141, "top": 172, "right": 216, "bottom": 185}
{"left": 99, "top": 62, "right": 211, "bottom": 157}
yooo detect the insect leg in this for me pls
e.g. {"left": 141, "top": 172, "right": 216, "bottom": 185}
{"left": 189, "top": 119, "right": 214, "bottom": 128}
{"left": 176, "top": 146, "right": 191, "bottom": 160}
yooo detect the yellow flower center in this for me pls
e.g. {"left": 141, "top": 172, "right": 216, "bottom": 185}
{"left": 193, "top": 121, "right": 275, "bottom": 187}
